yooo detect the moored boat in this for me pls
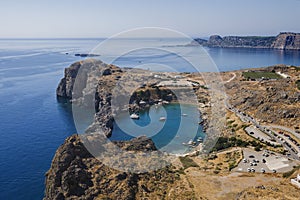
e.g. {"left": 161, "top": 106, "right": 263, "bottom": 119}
{"left": 159, "top": 117, "right": 166, "bottom": 121}
{"left": 130, "top": 113, "right": 139, "bottom": 119}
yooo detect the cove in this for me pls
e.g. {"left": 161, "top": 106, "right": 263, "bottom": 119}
{"left": 110, "top": 103, "right": 205, "bottom": 155}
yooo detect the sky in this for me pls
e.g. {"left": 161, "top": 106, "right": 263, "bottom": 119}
{"left": 0, "top": 0, "right": 299, "bottom": 38}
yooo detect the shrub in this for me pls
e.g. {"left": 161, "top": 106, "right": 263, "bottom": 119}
{"left": 210, "top": 137, "right": 249, "bottom": 152}
{"left": 228, "top": 162, "right": 236, "bottom": 171}
{"left": 254, "top": 146, "right": 261, "bottom": 151}
{"left": 282, "top": 166, "right": 300, "bottom": 178}
{"left": 296, "top": 80, "right": 300, "bottom": 90}
{"left": 179, "top": 157, "right": 199, "bottom": 169}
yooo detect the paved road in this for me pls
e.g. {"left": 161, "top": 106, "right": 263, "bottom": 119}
{"left": 222, "top": 73, "right": 300, "bottom": 160}
{"left": 227, "top": 105, "right": 299, "bottom": 160}
{"left": 225, "top": 96, "right": 299, "bottom": 160}
{"left": 266, "top": 125, "right": 300, "bottom": 140}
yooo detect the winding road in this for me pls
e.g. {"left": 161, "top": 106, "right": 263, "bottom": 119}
{"left": 223, "top": 73, "right": 300, "bottom": 160}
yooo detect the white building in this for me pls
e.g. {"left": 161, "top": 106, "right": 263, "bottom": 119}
{"left": 291, "top": 174, "right": 300, "bottom": 188}
{"left": 276, "top": 71, "right": 291, "bottom": 79}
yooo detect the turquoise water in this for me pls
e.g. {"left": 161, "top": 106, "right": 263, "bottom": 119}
{"left": 0, "top": 39, "right": 300, "bottom": 199}
{"left": 111, "top": 104, "right": 205, "bottom": 154}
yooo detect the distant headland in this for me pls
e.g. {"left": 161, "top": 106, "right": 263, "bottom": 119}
{"left": 191, "top": 32, "right": 300, "bottom": 51}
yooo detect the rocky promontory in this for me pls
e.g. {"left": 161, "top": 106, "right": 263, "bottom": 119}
{"left": 56, "top": 59, "right": 207, "bottom": 137}
{"left": 43, "top": 134, "right": 195, "bottom": 200}
{"left": 44, "top": 59, "right": 209, "bottom": 199}
{"left": 193, "top": 32, "right": 300, "bottom": 50}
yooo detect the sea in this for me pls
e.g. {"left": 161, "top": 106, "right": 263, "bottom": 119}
{"left": 0, "top": 38, "right": 300, "bottom": 200}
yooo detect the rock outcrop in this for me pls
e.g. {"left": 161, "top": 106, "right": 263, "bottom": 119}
{"left": 56, "top": 59, "right": 125, "bottom": 137}
{"left": 56, "top": 59, "right": 201, "bottom": 138}
{"left": 44, "top": 134, "right": 190, "bottom": 200}
{"left": 48, "top": 59, "right": 204, "bottom": 199}
{"left": 56, "top": 59, "right": 109, "bottom": 99}
{"left": 193, "top": 32, "right": 300, "bottom": 50}
{"left": 56, "top": 61, "right": 82, "bottom": 99}
{"left": 271, "top": 32, "right": 300, "bottom": 50}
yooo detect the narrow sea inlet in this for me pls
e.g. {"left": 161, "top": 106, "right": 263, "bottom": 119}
{"left": 110, "top": 103, "right": 205, "bottom": 155}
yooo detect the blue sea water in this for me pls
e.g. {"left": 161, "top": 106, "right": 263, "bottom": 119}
{"left": 0, "top": 39, "right": 300, "bottom": 199}
{"left": 111, "top": 103, "right": 205, "bottom": 155}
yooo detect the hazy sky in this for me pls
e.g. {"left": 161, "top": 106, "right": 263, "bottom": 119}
{"left": 0, "top": 0, "right": 299, "bottom": 38}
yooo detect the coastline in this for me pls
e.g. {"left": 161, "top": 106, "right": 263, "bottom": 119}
{"left": 57, "top": 59, "right": 212, "bottom": 157}
{"left": 45, "top": 59, "right": 300, "bottom": 199}
{"left": 192, "top": 32, "right": 300, "bottom": 51}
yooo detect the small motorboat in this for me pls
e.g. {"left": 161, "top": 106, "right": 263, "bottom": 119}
{"left": 162, "top": 100, "right": 169, "bottom": 104}
{"left": 130, "top": 113, "right": 139, "bottom": 119}
{"left": 181, "top": 113, "right": 188, "bottom": 116}
{"left": 159, "top": 117, "right": 166, "bottom": 121}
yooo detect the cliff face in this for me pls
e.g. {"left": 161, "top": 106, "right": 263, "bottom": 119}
{"left": 56, "top": 59, "right": 196, "bottom": 138}
{"left": 44, "top": 134, "right": 192, "bottom": 200}
{"left": 194, "top": 32, "right": 300, "bottom": 50}
{"left": 47, "top": 60, "right": 202, "bottom": 199}
{"left": 271, "top": 32, "right": 300, "bottom": 50}
{"left": 56, "top": 61, "right": 81, "bottom": 99}
{"left": 56, "top": 59, "right": 124, "bottom": 138}
{"left": 208, "top": 35, "right": 275, "bottom": 48}
{"left": 56, "top": 59, "right": 108, "bottom": 99}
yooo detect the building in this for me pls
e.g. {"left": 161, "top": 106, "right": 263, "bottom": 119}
{"left": 276, "top": 71, "right": 291, "bottom": 79}
{"left": 291, "top": 174, "right": 300, "bottom": 188}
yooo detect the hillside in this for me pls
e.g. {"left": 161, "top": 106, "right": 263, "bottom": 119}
{"left": 193, "top": 32, "right": 300, "bottom": 50}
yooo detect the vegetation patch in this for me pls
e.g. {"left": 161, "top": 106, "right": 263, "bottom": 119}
{"left": 291, "top": 66, "right": 300, "bottom": 71}
{"left": 242, "top": 71, "right": 282, "bottom": 80}
{"left": 179, "top": 156, "right": 199, "bottom": 169}
{"left": 210, "top": 137, "right": 265, "bottom": 153}
{"left": 200, "top": 85, "right": 208, "bottom": 90}
{"left": 283, "top": 165, "right": 300, "bottom": 178}
{"left": 211, "top": 137, "right": 249, "bottom": 152}
{"left": 296, "top": 80, "right": 300, "bottom": 90}
{"left": 227, "top": 120, "right": 235, "bottom": 125}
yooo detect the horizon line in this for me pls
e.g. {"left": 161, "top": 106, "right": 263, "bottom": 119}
{"left": 0, "top": 32, "right": 298, "bottom": 40}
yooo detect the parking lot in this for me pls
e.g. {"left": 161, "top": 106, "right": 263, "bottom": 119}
{"left": 245, "top": 126, "right": 279, "bottom": 146}
{"left": 234, "top": 148, "right": 299, "bottom": 173}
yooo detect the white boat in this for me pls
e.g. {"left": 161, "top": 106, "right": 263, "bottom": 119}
{"left": 130, "top": 113, "right": 139, "bottom": 119}
{"left": 162, "top": 100, "right": 169, "bottom": 104}
{"left": 181, "top": 113, "right": 188, "bottom": 116}
{"left": 159, "top": 117, "right": 166, "bottom": 121}
{"left": 139, "top": 100, "right": 146, "bottom": 105}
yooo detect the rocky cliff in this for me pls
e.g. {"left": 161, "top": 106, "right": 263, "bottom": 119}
{"left": 194, "top": 32, "right": 300, "bottom": 50}
{"left": 271, "top": 32, "right": 300, "bottom": 50}
{"left": 55, "top": 59, "right": 201, "bottom": 136}
{"left": 43, "top": 134, "right": 195, "bottom": 200}
{"left": 45, "top": 59, "right": 203, "bottom": 199}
